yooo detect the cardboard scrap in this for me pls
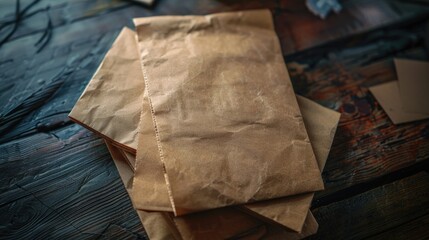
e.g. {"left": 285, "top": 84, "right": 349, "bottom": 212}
{"left": 370, "top": 81, "right": 429, "bottom": 124}
{"left": 369, "top": 59, "right": 429, "bottom": 124}
{"left": 396, "top": 58, "right": 429, "bottom": 114}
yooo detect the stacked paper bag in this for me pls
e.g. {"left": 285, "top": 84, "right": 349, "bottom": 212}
{"left": 69, "top": 10, "right": 341, "bottom": 239}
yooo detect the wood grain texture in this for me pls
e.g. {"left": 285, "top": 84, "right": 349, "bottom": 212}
{"left": 285, "top": 33, "right": 429, "bottom": 200}
{"left": 366, "top": 213, "right": 429, "bottom": 240}
{"left": 1, "top": 0, "right": 429, "bottom": 239}
{"left": 310, "top": 172, "right": 429, "bottom": 239}
{"left": 0, "top": 125, "right": 148, "bottom": 239}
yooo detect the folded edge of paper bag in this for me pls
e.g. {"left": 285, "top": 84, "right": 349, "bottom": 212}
{"left": 105, "top": 141, "right": 183, "bottom": 240}
{"left": 132, "top": 91, "right": 340, "bottom": 232}
{"left": 240, "top": 95, "right": 341, "bottom": 232}
{"left": 69, "top": 27, "right": 144, "bottom": 154}
{"left": 132, "top": 90, "right": 177, "bottom": 212}
{"left": 169, "top": 207, "right": 319, "bottom": 239}
{"left": 110, "top": 143, "right": 320, "bottom": 239}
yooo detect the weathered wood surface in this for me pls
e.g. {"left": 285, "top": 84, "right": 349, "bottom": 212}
{"left": 288, "top": 32, "right": 429, "bottom": 202}
{"left": 1, "top": 0, "right": 429, "bottom": 239}
{"left": 0, "top": 127, "right": 148, "bottom": 239}
{"left": 311, "top": 172, "right": 429, "bottom": 240}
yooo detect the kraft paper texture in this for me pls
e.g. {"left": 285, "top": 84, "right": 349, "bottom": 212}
{"left": 134, "top": 9, "right": 324, "bottom": 215}
{"left": 105, "top": 142, "right": 182, "bottom": 240}
{"left": 110, "top": 89, "right": 340, "bottom": 238}
{"left": 242, "top": 96, "right": 340, "bottom": 231}
{"left": 134, "top": 89, "right": 339, "bottom": 232}
{"left": 107, "top": 141, "right": 320, "bottom": 239}
{"left": 369, "top": 59, "right": 429, "bottom": 124}
{"left": 396, "top": 59, "right": 429, "bottom": 114}
{"left": 69, "top": 26, "right": 340, "bottom": 233}
{"left": 69, "top": 27, "right": 143, "bottom": 153}
{"left": 370, "top": 81, "right": 429, "bottom": 124}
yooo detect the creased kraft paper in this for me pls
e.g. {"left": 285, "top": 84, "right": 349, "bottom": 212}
{"left": 69, "top": 27, "right": 143, "bottom": 153}
{"left": 108, "top": 142, "right": 320, "bottom": 239}
{"left": 134, "top": 9, "right": 324, "bottom": 216}
{"left": 106, "top": 88, "right": 340, "bottom": 239}
{"left": 69, "top": 26, "right": 340, "bottom": 233}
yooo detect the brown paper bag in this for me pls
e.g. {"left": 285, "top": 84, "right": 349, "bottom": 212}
{"left": 133, "top": 93, "right": 339, "bottom": 234}
{"left": 242, "top": 96, "right": 341, "bottom": 231}
{"left": 67, "top": 27, "right": 314, "bottom": 236}
{"left": 133, "top": 9, "right": 324, "bottom": 215}
{"left": 108, "top": 141, "right": 319, "bottom": 239}
{"left": 69, "top": 26, "right": 339, "bottom": 232}
{"left": 134, "top": 89, "right": 339, "bottom": 231}
{"left": 109, "top": 89, "right": 340, "bottom": 239}
{"left": 165, "top": 94, "right": 340, "bottom": 238}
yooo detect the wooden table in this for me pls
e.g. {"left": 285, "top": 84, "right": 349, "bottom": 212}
{"left": 1, "top": 0, "right": 429, "bottom": 239}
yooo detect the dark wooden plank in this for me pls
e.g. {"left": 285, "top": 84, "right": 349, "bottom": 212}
{"left": 0, "top": 5, "right": 154, "bottom": 143}
{"left": 0, "top": 0, "right": 132, "bottom": 41}
{"left": 0, "top": 125, "right": 147, "bottom": 239}
{"left": 309, "top": 172, "right": 429, "bottom": 239}
{"left": 282, "top": 25, "right": 429, "bottom": 201}
{"left": 3, "top": 0, "right": 429, "bottom": 55}
{"left": 366, "top": 213, "right": 429, "bottom": 240}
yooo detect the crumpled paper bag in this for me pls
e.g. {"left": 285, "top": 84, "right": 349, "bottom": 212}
{"left": 133, "top": 89, "right": 337, "bottom": 231}
{"left": 134, "top": 90, "right": 339, "bottom": 234}
{"left": 107, "top": 89, "right": 340, "bottom": 239}
{"left": 133, "top": 9, "right": 324, "bottom": 215}
{"left": 107, "top": 141, "right": 320, "bottom": 239}
{"left": 164, "top": 95, "right": 339, "bottom": 239}
{"left": 69, "top": 26, "right": 340, "bottom": 233}
{"left": 242, "top": 96, "right": 341, "bottom": 231}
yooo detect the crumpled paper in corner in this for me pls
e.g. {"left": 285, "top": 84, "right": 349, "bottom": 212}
{"left": 133, "top": 9, "right": 324, "bottom": 216}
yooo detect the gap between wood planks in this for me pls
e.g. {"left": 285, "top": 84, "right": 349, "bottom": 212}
{"left": 312, "top": 159, "right": 429, "bottom": 208}
{"left": 310, "top": 171, "right": 429, "bottom": 239}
